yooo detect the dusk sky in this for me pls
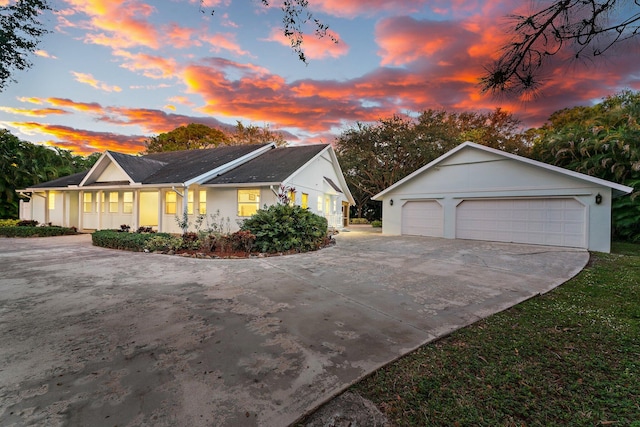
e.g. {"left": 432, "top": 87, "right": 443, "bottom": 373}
{"left": 1, "top": 0, "right": 639, "bottom": 155}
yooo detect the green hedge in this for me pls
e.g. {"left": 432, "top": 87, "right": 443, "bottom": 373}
{"left": 240, "top": 204, "right": 328, "bottom": 253}
{"left": 0, "top": 219, "right": 19, "bottom": 227}
{"left": 0, "top": 226, "right": 77, "bottom": 237}
{"left": 350, "top": 218, "right": 370, "bottom": 224}
{"left": 92, "top": 230, "right": 171, "bottom": 251}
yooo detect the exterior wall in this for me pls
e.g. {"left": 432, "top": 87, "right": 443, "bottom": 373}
{"left": 379, "top": 149, "right": 615, "bottom": 252}
{"left": 286, "top": 151, "right": 351, "bottom": 228}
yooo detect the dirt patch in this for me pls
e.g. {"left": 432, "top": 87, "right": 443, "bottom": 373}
{"left": 297, "top": 391, "right": 391, "bottom": 427}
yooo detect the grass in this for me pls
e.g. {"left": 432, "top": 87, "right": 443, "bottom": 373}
{"left": 350, "top": 241, "right": 640, "bottom": 426}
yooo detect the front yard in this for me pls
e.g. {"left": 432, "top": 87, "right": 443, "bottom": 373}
{"left": 348, "top": 242, "right": 640, "bottom": 426}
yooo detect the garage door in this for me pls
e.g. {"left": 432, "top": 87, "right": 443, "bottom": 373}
{"left": 402, "top": 201, "right": 443, "bottom": 237}
{"left": 456, "top": 199, "right": 586, "bottom": 248}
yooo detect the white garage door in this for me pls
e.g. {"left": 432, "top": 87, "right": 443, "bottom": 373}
{"left": 402, "top": 201, "right": 443, "bottom": 237}
{"left": 456, "top": 198, "right": 586, "bottom": 248}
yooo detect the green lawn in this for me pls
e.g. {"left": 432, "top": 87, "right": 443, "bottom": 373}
{"left": 351, "top": 242, "right": 640, "bottom": 426}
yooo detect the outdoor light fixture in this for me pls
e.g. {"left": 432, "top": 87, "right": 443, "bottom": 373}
{"left": 390, "top": 199, "right": 394, "bottom": 206}
{"left": 595, "top": 193, "right": 602, "bottom": 204}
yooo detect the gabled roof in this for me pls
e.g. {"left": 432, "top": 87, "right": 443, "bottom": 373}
{"left": 373, "top": 141, "right": 634, "bottom": 200}
{"left": 29, "top": 171, "right": 88, "bottom": 189}
{"left": 204, "top": 144, "right": 327, "bottom": 185}
{"left": 107, "top": 151, "right": 167, "bottom": 183}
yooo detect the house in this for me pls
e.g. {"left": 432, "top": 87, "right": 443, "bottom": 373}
{"left": 372, "top": 141, "right": 633, "bottom": 253}
{"left": 19, "top": 143, "right": 355, "bottom": 233}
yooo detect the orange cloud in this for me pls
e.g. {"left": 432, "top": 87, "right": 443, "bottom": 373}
{"left": 201, "top": 33, "right": 251, "bottom": 57}
{"left": 0, "top": 107, "right": 70, "bottom": 117}
{"left": 265, "top": 28, "right": 349, "bottom": 60}
{"left": 34, "top": 50, "right": 57, "bottom": 59}
{"left": 113, "top": 50, "right": 178, "bottom": 79}
{"left": 71, "top": 71, "right": 122, "bottom": 92}
{"left": 6, "top": 122, "right": 147, "bottom": 155}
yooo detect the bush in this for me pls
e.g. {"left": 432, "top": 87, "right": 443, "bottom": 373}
{"left": 17, "top": 220, "right": 38, "bottom": 227}
{"left": 0, "top": 219, "right": 20, "bottom": 227}
{"left": 350, "top": 218, "right": 369, "bottom": 225}
{"left": 91, "top": 230, "right": 172, "bottom": 252}
{"left": 240, "top": 204, "right": 328, "bottom": 253}
{"left": 0, "top": 225, "right": 77, "bottom": 237}
{"left": 144, "top": 234, "right": 184, "bottom": 252}
{"left": 371, "top": 220, "right": 382, "bottom": 228}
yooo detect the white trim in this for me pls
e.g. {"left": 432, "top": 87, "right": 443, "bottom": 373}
{"left": 372, "top": 141, "right": 633, "bottom": 200}
{"left": 79, "top": 151, "right": 135, "bottom": 187}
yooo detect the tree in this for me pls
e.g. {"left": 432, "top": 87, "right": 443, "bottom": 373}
{"left": 481, "top": 0, "right": 640, "bottom": 95}
{"left": 0, "top": 129, "right": 98, "bottom": 218}
{"left": 530, "top": 90, "right": 640, "bottom": 240}
{"left": 335, "top": 109, "right": 527, "bottom": 218}
{"left": 144, "top": 122, "right": 285, "bottom": 153}
{"left": 0, "top": 0, "right": 51, "bottom": 92}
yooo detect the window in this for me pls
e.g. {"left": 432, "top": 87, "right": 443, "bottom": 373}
{"left": 317, "top": 196, "right": 323, "bottom": 212}
{"left": 325, "top": 196, "right": 330, "bottom": 213}
{"left": 165, "top": 191, "right": 177, "bottom": 215}
{"left": 48, "top": 193, "right": 55, "bottom": 210}
{"left": 123, "top": 192, "right": 133, "bottom": 214}
{"left": 109, "top": 192, "right": 119, "bottom": 213}
{"left": 238, "top": 189, "right": 260, "bottom": 217}
{"left": 187, "top": 190, "right": 194, "bottom": 215}
{"left": 83, "top": 193, "right": 93, "bottom": 213}
{"left": 288, "top": 189, "right": 295, "bottom": 206}
{"left": 199, "top": 190, "right": 207, "bottom": 215}
{"left": 301, "top": 193, "right": 309, "bottom": 209}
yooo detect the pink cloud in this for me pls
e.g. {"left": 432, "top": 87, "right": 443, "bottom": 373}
{"left": 71, "top": 71, "right": 122, "bottom": 92}
{"left": 265, "top": 28, "right": 349, "bottom": 60}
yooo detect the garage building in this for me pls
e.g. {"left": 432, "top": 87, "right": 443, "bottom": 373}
{"left": 372, "top": 142, "right": 633, "bottom": 253}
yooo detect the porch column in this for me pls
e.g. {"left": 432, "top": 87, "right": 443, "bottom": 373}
{"left": 132, "top": 190, "right": 140, "bottom": 231}
{"left": 182, "top": 185, "right": 189, "bottom": 217}
{"left": 78, "top": 190, "right": 84, "bottom": 231}
{"left": 157, "top": 190, "right": 163, "bottom": 232}
{"left": 44, "top": 191, "right": 50, "bottom": 225}
{"left": 97, "top": 190, "right": 103, "bottom": 230}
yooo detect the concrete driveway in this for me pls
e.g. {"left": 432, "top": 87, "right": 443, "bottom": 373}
{"left": 0, "top": 229, "right": 588, "bottom": 426}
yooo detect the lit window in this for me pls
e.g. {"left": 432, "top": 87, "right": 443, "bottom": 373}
{"left": 109, "top": 192, "right": 119, "bottom": 213}
{"left": 288, "top": 190, "right": 295, "bottom": 206}
{"left": 123, "top": 192, "right": 133, "bottom": 214}
{"left": 199, "top": 190, "right": 207, "bottom": 215}
{"left": 325, "top": 196, "right": 330, "bottom": 213}
{"left": 238, "top": 189, "right": 260, "bottom": 217}
{"left": 48, "top": 193, "right": 55, "bottom": 210}
{"left": 165, "top": 191, "right": 177, "bottom": 215}
{"left": 317, "top": 196, "right": 323, "bottom": 212}
{"left": 187, "top": 190, "right": 194, "bottom": 215}
{"left": 83, "top": 193, "right": 93, "bottom": 213}
{"left": 301, "top": 193, "right": 308, "bottom": 209}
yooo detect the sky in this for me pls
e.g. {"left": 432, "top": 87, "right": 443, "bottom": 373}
{"left": 1, "top": 0, "right": 639, "bottom": 155}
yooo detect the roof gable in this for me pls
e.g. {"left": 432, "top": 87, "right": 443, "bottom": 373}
{"left": 373, "top": 141, "right": 634, "bottom": 199}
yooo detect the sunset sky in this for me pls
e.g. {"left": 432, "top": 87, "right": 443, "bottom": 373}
{"left": 1, "top": 0, "right": 639, "bottom": 155}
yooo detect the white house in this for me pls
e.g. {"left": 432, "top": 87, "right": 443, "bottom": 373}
{"left": 20, "top": 143, "right": 355, "bottom": 233}
{"left": 372, "top": 141, "right": 633, "bottom": 253}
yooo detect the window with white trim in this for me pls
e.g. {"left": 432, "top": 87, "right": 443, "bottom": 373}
{"left": 238, "top": 189, "right": 260, "bottom": 217}
{"left": 109, "top": 192, "right": 119, "bottom": 213}
{"left": 165, "top": 191, "right": 177, "bottom": 215}
{"left": 83, "top": 193, "right": 93, "bottom": 213}
{"left": 123, "top": 192, "right": 133, "bottom": 214}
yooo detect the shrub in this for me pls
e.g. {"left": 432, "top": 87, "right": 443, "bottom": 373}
{"left": 222, "top": 230, "right": 256, "bottom": 253}
{"left": 350, "top": 218, "right": 369, "bottom": 225}
{"left": 144, "top": 234, "right": 183, "bottom": 252}
{"left": 240, "top": 204, "right": 327, "bottom": 253}
{"left": 92, "top": 230, "right": 171, "bottom": 252}
{"left": 371, "top": 220, "right": 382, "bottom": 228}
{"left": 181, "top": 231, "right": 200, "bottom": 250}
{"left": 0, "top": 219, "right": 20, "bottom": 227}
{"left": 0, "top": 225, "right": 77, "bottom": 237}
{"left": 136, "top": 226, "right": 155, "bottom": 233}
{"left": 17, "top": 220, "right": 38, "bottom": 227}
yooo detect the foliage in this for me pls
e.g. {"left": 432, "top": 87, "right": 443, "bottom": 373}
{"left": 481, "top": 0, "right": 640, "bottom": 96}
{"left": 240, "top": 203, "right": 328, "bottom": 253}
{"left": 216, "top": 230, "right": 256, "bottom": 253}
{"left": 91, "top": 230, "right": 172, "bottom": 252}
{"left": 530, "top": 90, "right": 640, "bottom": 240}
{"left": 371, "top": 220, "right": 382, "bottom": 228}
{"left": 194, "top": 210, "right": 232, "bottom": 236}
{"left": 349, "top": 244, "right": 640, "bottom": 426}
{"left": 0, "top": 0, "right": 51, "bottom": 91}
{"left": 349, "top": 218, "right": 370, "bottom": 225}
{"left": 143, "top": 122, "right": 285, "bottom": 154}
{"left": 0, "top": 225, "right": 77, "bottom": 237}
{"left": 0, "top": 219, "right": 20, "bottom": 227}
{"left": 336, "top": 109, "right": 527, "bottom": 218}
{"left": 16, "top": 219, "right": 37, "bottom": 226}
{"left": 0, "top": 129, "right": 99, "bottom": 218}
{"left": 144, "top": 234, "right": 184, "bottom": 252}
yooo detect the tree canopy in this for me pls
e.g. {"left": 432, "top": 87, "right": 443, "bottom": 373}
{"left": 143, "top": 122, "right": 286, "bottom": 154}
{"left": 529, "top": 90, "right": 640, "bottom": 240}
{"left": 0, "top": 129, "right": 99, "bottom": 218}
{"left": 335, "top": 109, "right": 527, "bottom": 219}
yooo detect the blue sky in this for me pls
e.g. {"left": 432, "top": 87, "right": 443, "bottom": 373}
{"left": 1, "top": 0, "right": 638, "bottom": 154}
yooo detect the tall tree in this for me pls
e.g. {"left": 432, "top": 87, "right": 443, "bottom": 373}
{"left": 0, "top": 129, "right": 98, "bottom": 218}
{"left": 481, "top": 0, "right": 640, "bottom": 95}
{"left": 0, "top": 0, "right": 51, "bottom": 91}
{"left": 144, "top": 123, "right": 230, "bottom": 153}
{"left": 228, "top": 121, "right": 287, "bottom": 146}
{"left": 336, "top": 109, "right": 527, "bottom": 218}
{"left": 530, "top": 90, "right": 640, "bottom": 240}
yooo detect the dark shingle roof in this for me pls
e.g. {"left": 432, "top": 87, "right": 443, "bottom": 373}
{"left": 107, "top": 151, "right": 167, "bottom": 183}
{"left": 204, "top": 144, "right": 327, "bottom": 185}
{"left": 142, "top": 144, "right": 271, "bottom": 184}
{"left": 30, "top": 171, "right": 88, "bottom": 188}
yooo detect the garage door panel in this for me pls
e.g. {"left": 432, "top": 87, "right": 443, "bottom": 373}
{"left": 456, "top": 199, "right": 586, "bottom": 248}
{"left": 402, "top": 201, "right": 443, "bottom": 237}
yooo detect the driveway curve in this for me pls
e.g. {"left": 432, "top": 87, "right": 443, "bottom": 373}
{"left": 0, "top": 230, "right": 588, "bottom": 426}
